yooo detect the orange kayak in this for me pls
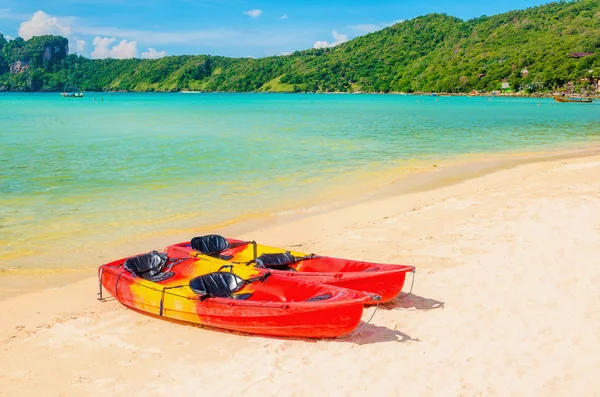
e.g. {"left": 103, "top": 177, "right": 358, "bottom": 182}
{"left": 165, "top": 235, "right": 415, "bottom": 304}
{"left": 98, "top": 251, "right": 370, "bottom": 338}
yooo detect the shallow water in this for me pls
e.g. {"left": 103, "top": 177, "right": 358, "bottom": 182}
{"left": 1, "top": 92, "right": 599, "bottom": 271}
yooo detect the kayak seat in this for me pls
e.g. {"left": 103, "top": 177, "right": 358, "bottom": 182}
{"left": 190, "top": 235, "right": 234, "bottom": 260}
{"left": 124, "top": 251, "right": 175, "bottom": 282}
{"left": 256, "top": 252, "right": 297, "bottom": 271}
{"left": 189, "top": 272, "right": 248, "bottom": 299}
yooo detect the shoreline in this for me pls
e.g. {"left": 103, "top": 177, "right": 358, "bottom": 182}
{"left": 1, "top": 149, "right": 599, "bottom": 395}
{"left": 2, "top": 141, "right": 599, "bottom": 302}
{"left": 3, "top": 91, "right": 599, "bottom": 99}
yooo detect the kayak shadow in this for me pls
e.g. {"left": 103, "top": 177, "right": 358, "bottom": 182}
{"left": 339, "top": 323, "right": 419, "bottom": 345}
{"left": 238, "top": 323, "right": 418, "bottom": 345}
{"left": 379, "top": 293, "right": 444, "bottom": 311}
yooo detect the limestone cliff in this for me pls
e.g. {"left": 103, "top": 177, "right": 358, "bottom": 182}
{"left": 1, "top": 35, "right": 68, "bottom": 74}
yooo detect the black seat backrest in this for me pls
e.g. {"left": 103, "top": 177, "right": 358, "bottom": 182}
{"left": 189, "top": 272, "right": 245, "bottom": 298}
{"left": 256, "top": 252, "right": 296, "bottom": 270}
{"left": 190, "top": 235, "right": 230, "bottom": 257}
{"left": 124, "top": 251, "right": 174, "bottom": 282}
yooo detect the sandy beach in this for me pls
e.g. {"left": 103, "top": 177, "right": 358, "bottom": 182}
{"left": 1, "top": 152, "right": 599, "bottom": 396}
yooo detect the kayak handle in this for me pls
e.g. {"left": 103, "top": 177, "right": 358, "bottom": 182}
{"left": 369, "top": 294, "right": 381, "bottom": 302}
{"left": 97, "top": 267, "right": 104, "bottom": 301}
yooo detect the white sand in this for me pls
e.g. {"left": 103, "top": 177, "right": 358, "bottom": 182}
{"left": 1, "top": 154, "right": 599, "bottom": 397}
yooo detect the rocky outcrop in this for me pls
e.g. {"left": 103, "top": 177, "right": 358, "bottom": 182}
{"left": 10, "top": 60, "right": 29, "bottom": 74}
{"left": 2, "top": 35, "right": 68, "bottom": 74}
{"left": 43, "top": 41, "right": 69, "bottom": 63}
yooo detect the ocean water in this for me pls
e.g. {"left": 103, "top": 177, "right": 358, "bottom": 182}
{"left": 1, "top": 92, "right": 599, "bottom": 272}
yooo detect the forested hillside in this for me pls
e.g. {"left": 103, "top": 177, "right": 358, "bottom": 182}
{"left": 1, "top": 0, "right": 599, "bottom": 93}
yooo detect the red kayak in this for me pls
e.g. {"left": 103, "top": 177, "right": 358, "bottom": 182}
{"left": 98, "top": 251, "right": 370, "bottom": 338}
{"left": 165, "top": 235, "right": 415, "bottom": 304}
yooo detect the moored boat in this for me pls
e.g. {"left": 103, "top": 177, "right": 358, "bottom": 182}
{"left": 553, "top": 96, "right": 592, "bottom": 103}
{"left": 98, "top": 251, "right": 370, "bottom": 338}
{"left": 61, "top": 91, "right": 84, "bottom": 98}
{"left": 165, "top": 235, "right": 415, "bottom": 304}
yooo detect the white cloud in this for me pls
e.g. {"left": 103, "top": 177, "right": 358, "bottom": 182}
{"left": 91, "top": 36, "right": 137, "bottom": 59}
{"left": 91, "top": 36, "right": 115, "bottom": 58}
{"left": 18, "top": 10, "right": 71, "bottom": 40}
{"left": 313, "top": 30, "right": 348, "bottom": 49}
{"left": 142, "top": 47, "right": 167, "bottom": 59}
{"left": 281, "top": 14, "right": 288, "bottom": 20}
{"left": 111, "top": 39, "right": 138, "bottom": 58}
{"left": 75, "top": 39, "right": 86, "bottom": 53}
{"left": 17, "top": 10, "right": 89, "bottom": 54}
{"left": 279, "top": 51, "right": 291, "bottom": 56}
{"left": 243, "top": 9, "right": 262, "bottom": 18}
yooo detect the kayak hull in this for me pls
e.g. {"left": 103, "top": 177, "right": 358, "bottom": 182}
{"left": 99, "top": 255, "right": 368, "bottom": 338}
{"left": 165, "top": 239, "right": 414, "bottom": 304}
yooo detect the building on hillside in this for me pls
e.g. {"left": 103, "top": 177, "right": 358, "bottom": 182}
{"left": 521, "top": 68, "right": 529, "bottom": 77}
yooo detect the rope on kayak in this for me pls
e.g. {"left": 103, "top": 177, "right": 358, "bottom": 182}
{"left": 97, "top": 267, "right": 104, "bottom": 301}
{"left": 159, "top": 285, "right": 188, "bottom": 316}
{"left": 98, "top": 267, "right": 127, "bottom": 302}
{"left": 98, "top": 262, "right": 128, "bottom": 301}
{"left": 407, "top": 267, "right": 416, "bottom": 295}
{"left": 337, "top": 297, "right": 380, "bottom": 340}
{"left": 218, "top": 264, "right": 234, "bottom": 273}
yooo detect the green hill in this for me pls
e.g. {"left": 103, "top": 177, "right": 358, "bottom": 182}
{"left": 1, "top": 0, "right": 599, "bottom": 93}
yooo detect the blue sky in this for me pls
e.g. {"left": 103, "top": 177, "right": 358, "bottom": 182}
{"left": 0, "top": 0, "right": 552, "bottom": 59}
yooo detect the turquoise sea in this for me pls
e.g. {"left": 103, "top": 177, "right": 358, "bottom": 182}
{"left": 1, "top": 93, "right": 599, "bottom": 273}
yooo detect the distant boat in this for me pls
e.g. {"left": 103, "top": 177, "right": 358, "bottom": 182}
{"left": 553, "top": 96, "right": 592, "bottom": 103}
{"left": 61, "top": 91, "right": 84, "bottom": 98}
{"left": 180, "top": 90, "right": 202, "bottom": 94}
